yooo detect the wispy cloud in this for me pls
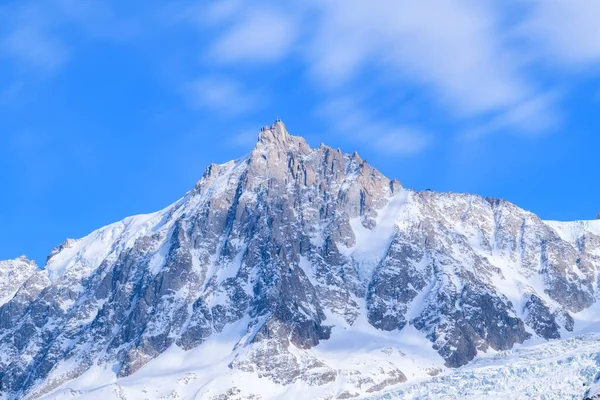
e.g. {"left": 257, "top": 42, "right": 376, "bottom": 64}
{"left": 2, "top": 0, "right": 596, "bottom": 150}
{"left": 460, "top": 91, "right": 562, "bottom": 141}
{"left": 523, "top": 1, "right": 600, "bottom": 67}
{"left": 0, "top": 0, "right": 153, "bottom": 76}
{"left": 185, "top": 76, "right": 263, "bottom": 116}
{"left": 306, "top": 0, "right": 529, "bottom": 116}
{"left": 203, "top": 0, "right": 244, "bottom": 26}
{"left": 227, "top": 128, "right": 260, "bottom": 148}
{"left": 209, "top": 7, "right": 298, "bottom": 64}
{"left": 196, "top": 0, "right": 564, "bottom": 140}
{"left": 319, "top": 95, "right": 433, "bottom": 156}
{"left": 370, "top": 128, "right": 432, "bottom": 156}
{"left": 3, "top": 26, "right": 68, "bottom": 72}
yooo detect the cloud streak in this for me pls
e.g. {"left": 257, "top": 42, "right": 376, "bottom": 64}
{"left": 523, "top": 0, "right": 600, "bottom": 67}
{"left": 460, "top": 91, "right": 562, "bottom": 141}
{"left": 201, "top": 0, "right": 572, "bottom": 141}
{"left": 185, "top": 76, "right": 263, "bottom": 116}
{"left": 3, "top": 26, "right": 68, "bottom": 73}
{"left": 4, "top": 0, "right": 600, "bottom": 151}
{"left": 210, "top": 7, "right": 298, "bottom": 64}
{"left": 307, "top": 0, "right": 529, "bottom": 116}
{"left": 319, "top": 95, "right": 433, "bottom": 156}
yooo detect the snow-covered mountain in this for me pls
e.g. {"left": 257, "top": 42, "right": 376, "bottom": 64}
{"left": 2, "top": 121, "right": 600, "bottom": 399}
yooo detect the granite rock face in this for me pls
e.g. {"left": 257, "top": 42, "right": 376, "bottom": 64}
{"left": 1, "top": 121, "right": 600, "bottom": 399}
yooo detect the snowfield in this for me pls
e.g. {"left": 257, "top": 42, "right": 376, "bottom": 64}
{"left": 37, "top": 333, "right": 600, "bottom": 399}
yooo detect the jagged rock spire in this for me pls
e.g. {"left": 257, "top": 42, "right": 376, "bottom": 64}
{"left": 256, "top": 119, "right": 291, "bottom": 149}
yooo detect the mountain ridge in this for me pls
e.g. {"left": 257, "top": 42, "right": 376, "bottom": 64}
{"left": 1, "top": 120, "right": 600, "bottom": 399}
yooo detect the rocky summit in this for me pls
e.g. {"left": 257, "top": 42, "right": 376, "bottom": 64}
{"left": 1, "top": 121, "right": 600, "bottom": 399}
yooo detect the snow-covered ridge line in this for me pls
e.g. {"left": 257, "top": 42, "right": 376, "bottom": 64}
{"left": 42, "top": 155, "right": 252, "bottom": 283}
{"left": 544, "top": 219, "right": 600, "bottom": 243}
{"left": 44, "top": 199, "right": 179, "bottom": 282}
{"left": 2, "top": 120, "right": 600, "bottom": 400}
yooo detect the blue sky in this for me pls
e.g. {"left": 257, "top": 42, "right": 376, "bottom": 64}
{"left": 1, "top": 0, "right": 599, "bottom": 264}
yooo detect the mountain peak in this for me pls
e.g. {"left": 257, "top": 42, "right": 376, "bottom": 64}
{"left": 257, "top": 119, "right": 290, "bottom": 146}
{"left": 251, "top": 119, "right": 311, "bottom": 162}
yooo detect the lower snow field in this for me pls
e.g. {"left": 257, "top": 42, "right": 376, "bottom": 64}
{"left": 38, "top": 332, "right": 600, "bottom": 399}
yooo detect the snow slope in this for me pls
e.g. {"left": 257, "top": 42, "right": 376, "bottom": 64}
{"left": 36, "top": 332, "right": 600, "bottom": 400}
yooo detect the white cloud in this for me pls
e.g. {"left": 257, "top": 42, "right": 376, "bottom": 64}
{"left": 200, "top": 0, "right": 560, "bottom": 139}
{"left": 227, "top": 129, "right": 259, "bottom": 148}
{"left": 2, "top": 0, "right": 583, "bottom": 146}
{"left": 319, "top": 96, "right": 433, "bottom": 156}
{"left": 306, "top": 0, "right": 529, "bottom": 116}
{"left": 3, "top": 26, "right": 68, "bottom": 72}
{"left": 493, "top": 92, "right": 561, "bottom": 134}
{"left": 186, "top": 76, "right": 262, "bottom": 115}
{"left": 523, "top": 1, "right": 600, "bottom": 67}
{"left": 370, "top": 127, "right": 432, "bottom": 156}
{"left": 318, "top": 96, "right": 370, "bottom": 132}
{"left": 210, "top": 8, "right": 298, "bottom": 64}
{"left": 204, "top": 0, "right": 244, "bottom": 24}
{"left": 460, "top": 91, "right": 561, "bottom": 141}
